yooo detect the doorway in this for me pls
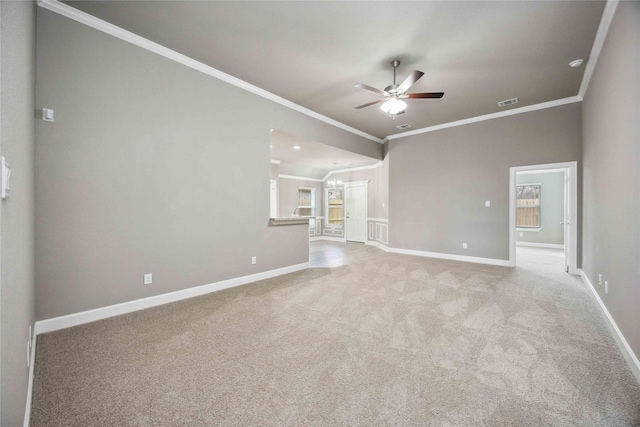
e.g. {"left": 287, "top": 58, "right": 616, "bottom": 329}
{"left": 344, "top": 181, "right": 368, "bottom": 243}
{"left": 509, "top": 162, "right": 578, "bottom": 274}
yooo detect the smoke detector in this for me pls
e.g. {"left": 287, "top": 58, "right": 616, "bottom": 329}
{"left": 497, "top": 98, "right": 518, "bottom": 107}
{"left": 396, "top": 123, "right": 411, "bottom": 130}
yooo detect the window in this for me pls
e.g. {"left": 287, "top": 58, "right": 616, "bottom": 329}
{"left": 297, "top": 187, "right": 315, "bottom": 217}
{"left": 325, "top": 188, "right": 343, "bottom": 227}
{"left": 516, "top": 184, "right": 541, "bottom": 228}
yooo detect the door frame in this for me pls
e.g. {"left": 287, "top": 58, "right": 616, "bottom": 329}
{"left": 270, "top": 179, "right": 278, "bottom": 218}
{"left": 509, "top": 161, "right": 578, "bottom": 274}
{"left": 344, "top": 180, "right": 369, "bottom": 243}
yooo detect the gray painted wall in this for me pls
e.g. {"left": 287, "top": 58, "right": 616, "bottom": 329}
{"left": 582, "top": 2, "right": 640, "bottom": 363}
{"left": 388, "top": 103, "right": 582, "bottom": 261}
{"left": 34, "top": 9, "right": 379, "bottom": 320}
{"left": 1, "top": 1, "right": 36, "bottom": 425}
{"left": 516, "top": 172, "right": 564, "bottom": 245}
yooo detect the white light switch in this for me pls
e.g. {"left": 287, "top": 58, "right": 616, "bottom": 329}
{"left": 485, "top": 201, "right": 491, "bottom": 207}
{"left": 1, "top": 157, "right": 11, "bottom": 199}
{"left": 42, "top": 108, "right": 54, "bottom": 122}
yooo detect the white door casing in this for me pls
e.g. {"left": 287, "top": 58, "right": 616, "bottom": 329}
{"left": 563, "top": 172, "right": 569, "bottom": 272}
{"left": 509, "top": 162, "right": 578, "bottom": 274}
{"left": 270, "top": 180, "right": 278, "bottom": 218}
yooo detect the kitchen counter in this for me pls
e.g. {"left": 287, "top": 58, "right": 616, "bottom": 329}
{"left": 269, "top": 217, "right": 310, "bottom": 226}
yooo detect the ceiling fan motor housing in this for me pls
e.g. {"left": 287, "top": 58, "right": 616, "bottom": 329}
{"left": 353, "top": 58, "right": 444, "bottom": 115}
{"left": 384, "top": 84, "right": 399, "bottom": 95}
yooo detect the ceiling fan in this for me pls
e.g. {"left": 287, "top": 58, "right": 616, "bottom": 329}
{"left": 354, "top": 60, "right": 444, "bottom": 119}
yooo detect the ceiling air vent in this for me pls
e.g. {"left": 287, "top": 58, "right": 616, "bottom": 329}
{"left": 498, "top": 98, "right": 518, "bottom": 107}
{"left": 396, "top": 123, "right": 412, "bottom": 130}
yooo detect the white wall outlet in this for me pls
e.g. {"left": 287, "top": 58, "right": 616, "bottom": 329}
{"left": 42, "top": 108, "right": 54, "bottom": 122}
{"left": 251, "top": 256, "right": 257, "bottom": 265}
{"left": 462, "top": 243, "right": 468, "bottom": 249}
{"left": 485, "top": 201, "right": 491, "bottom": 207}
{"left": 519, "top": 232, "right": 523, "bottom": 237}
{"left": 598, "top": 274, "right": 602, "bottom": 285}
{"left": 604, "top": 281, "right": 609, "bottom": 294}
{"left": 143, "top": 273, "right": 152, "bottom": 285}
{"left": 29, "top": 325, "right": 32, "bottom": 344}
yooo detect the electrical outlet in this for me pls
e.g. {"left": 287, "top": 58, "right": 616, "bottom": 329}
{"left": 598, "top": 274, "right": 602, "bottom": 285}
{"left": 605, "top": 281, "right": 609, "bottom": 294}
{"left": 251, "top": 256, "right": 257, "bottom": 265}
{"left": 485, "top": 201, "right": 491, "bottom": 207}
{"left": 519, "top": 232, "right": 523, "bottom": 237}
{"left": 143, "top": 273, "right": 152, "bottom": 285}
{"left": 462, "top": 243, "right": 468, "bottom": 249}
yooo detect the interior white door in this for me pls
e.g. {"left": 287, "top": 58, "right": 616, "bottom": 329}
{"left": 345, "top": 185, "right": 367, "bottom": 243}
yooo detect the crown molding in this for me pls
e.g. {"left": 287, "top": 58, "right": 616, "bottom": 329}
{"left": 36, "top": 0, "right": 383, "bottom": 145}
{"left": 578, "top": 0, "right": 619, "bottom": 99}
{"left": 387, "top": 0, "right": 619, "bottom": 141}
{"left": 386, "top": 96, "right": 582, "bottom": 140}
{"left": 278, "top": 161, "right": 383, "bottom": 183}
{"left": 38, "top": 0, "right": 618, "bottom": 145}
{"left": 278, "top": 174, "right": 323, "bottom": 182}
{"left": 321, "top": 161, "right": 382, "bottom": 182}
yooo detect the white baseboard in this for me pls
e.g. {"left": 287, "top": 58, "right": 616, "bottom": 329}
{"left": 388, "top": 247, "right": 511, "bottom": 267}
{"left": 365, "top": 240, "right": 389, "bottom": 252}
{"left": 312, "top": 236, "right": 346, "bottom": 243}
{"left": 35, "top": 262, "right": 309, "bottom": 335}
{"left": 579, "top": 270, "right": 640, "bottom": 385}
{"left": 516, "top": 242, "right": 564, "bottom": 249}
{"left": 23, "top": 330, "right": 37, "bottom": 427}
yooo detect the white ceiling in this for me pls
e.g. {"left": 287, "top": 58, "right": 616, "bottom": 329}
{"left": 61, "top": 0, "right": 607, "bottom": 176}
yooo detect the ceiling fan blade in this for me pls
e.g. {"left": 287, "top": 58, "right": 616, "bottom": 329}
{"left": 397, "top": 70, "right": 424, "bottom": 94}
{"left": 401, "top": 92, "right": 445, "bottom": 99}
{"left": 354, "top": 99, "right": 384, "bottom": 110}
{"left": 354, "top": 83, "right": 387, "bottom": 96}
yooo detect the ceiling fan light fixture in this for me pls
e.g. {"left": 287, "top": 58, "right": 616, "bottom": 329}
{"left": 380, "top": 98, "right": 407, "bottom": 115}
{"left": 569, "top": 59, "right": 584, "bottom": 68}
{"left": 354, "top": 60, "right": 443, "bottom": 118}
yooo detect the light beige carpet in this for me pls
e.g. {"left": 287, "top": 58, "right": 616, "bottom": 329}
{"left": 31, "top": 245, "right": 640, "bottom": 426}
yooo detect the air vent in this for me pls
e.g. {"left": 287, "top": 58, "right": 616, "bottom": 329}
{"left": 498, "top": 98, "right": 518, "bottom": 107}
{"left": 396, "top": 123, "right": 412, "bottom": 130}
